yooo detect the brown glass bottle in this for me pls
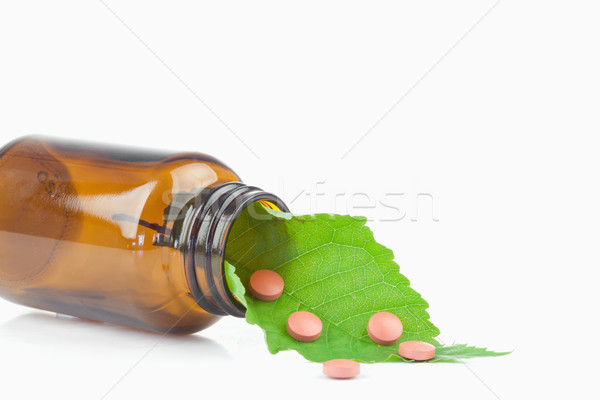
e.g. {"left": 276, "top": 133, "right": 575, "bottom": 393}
{"left": 0, "top": 136, "right": 287, "bottom": 334}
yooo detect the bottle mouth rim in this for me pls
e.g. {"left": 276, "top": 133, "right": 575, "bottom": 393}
{"left": 187, "top": 182, "right": 289, "bottom": 317}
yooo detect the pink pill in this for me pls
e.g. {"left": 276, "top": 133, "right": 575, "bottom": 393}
{"left": 367, "top": 312, "right": 403, "bottom": 345}
{"left": 323, "top": 359, "right": 360, "bottom": 379}
{"left": 286, "top": 311, "right": 322, "bottom": 342}
{"left": 249, "top": 269, "right": 284, "bottom": 301}
{"left": 398, "top": 341, "right": 436, "bottom": 361}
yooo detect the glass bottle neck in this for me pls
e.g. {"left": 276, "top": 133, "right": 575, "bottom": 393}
{"left": 181, "top": 182, "right": 288, "bottom": 317}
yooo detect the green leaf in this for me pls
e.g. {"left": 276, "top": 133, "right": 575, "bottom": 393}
{"left": 224, "top": 260, "right": 247, "bottom": 308}
{"left": 224, "top": 203, "right": 507, "bottom": 363}
{"left": 431, "top": 344, "right": 512, "bottom": 362}
{"left": 388, "top": 343, "right": 512, "bottom": 363}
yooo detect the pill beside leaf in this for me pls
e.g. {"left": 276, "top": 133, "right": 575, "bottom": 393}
{"left": 323, "top": 359, "right": 360, "bottom": 379}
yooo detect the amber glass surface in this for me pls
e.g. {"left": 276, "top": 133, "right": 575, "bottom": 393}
{"left": 0, "top": 136, "right": 240, "bottom": 334}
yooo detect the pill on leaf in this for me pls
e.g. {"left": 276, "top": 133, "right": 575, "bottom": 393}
{"left": 398, "top": 341, "right": 436, "bottom": 361}
{"left": 286, "top": 311, "right": 322, "bottom": 342}
{"left": 249, "top": 269, "right": 284, "bottom": 301}
{"left": 367, "top": 312, "right": 403, "bottom": 345}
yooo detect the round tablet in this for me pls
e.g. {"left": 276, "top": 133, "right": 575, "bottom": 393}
{"left": 398, "top": 341, "right": 436, "bottom": 361}
{"left": 286, "top": 311, "right": 322, "bottom": 342}
{"left": 248, "top": 269, "right": 284, "bottom": 301}
{"left": 367, "top": 312, "right": 403, "bottom": 345}
{"left": 323, "top": 359, "right": 360, "bottom": 379}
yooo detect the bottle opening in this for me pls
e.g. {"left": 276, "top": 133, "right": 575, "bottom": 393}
{"left": 186, "top": 182, "right": 289, "bottom": 317}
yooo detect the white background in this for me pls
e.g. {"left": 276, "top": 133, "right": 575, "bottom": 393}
{"left": 1, "top": 1, "right": 599, "bottom": 399}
